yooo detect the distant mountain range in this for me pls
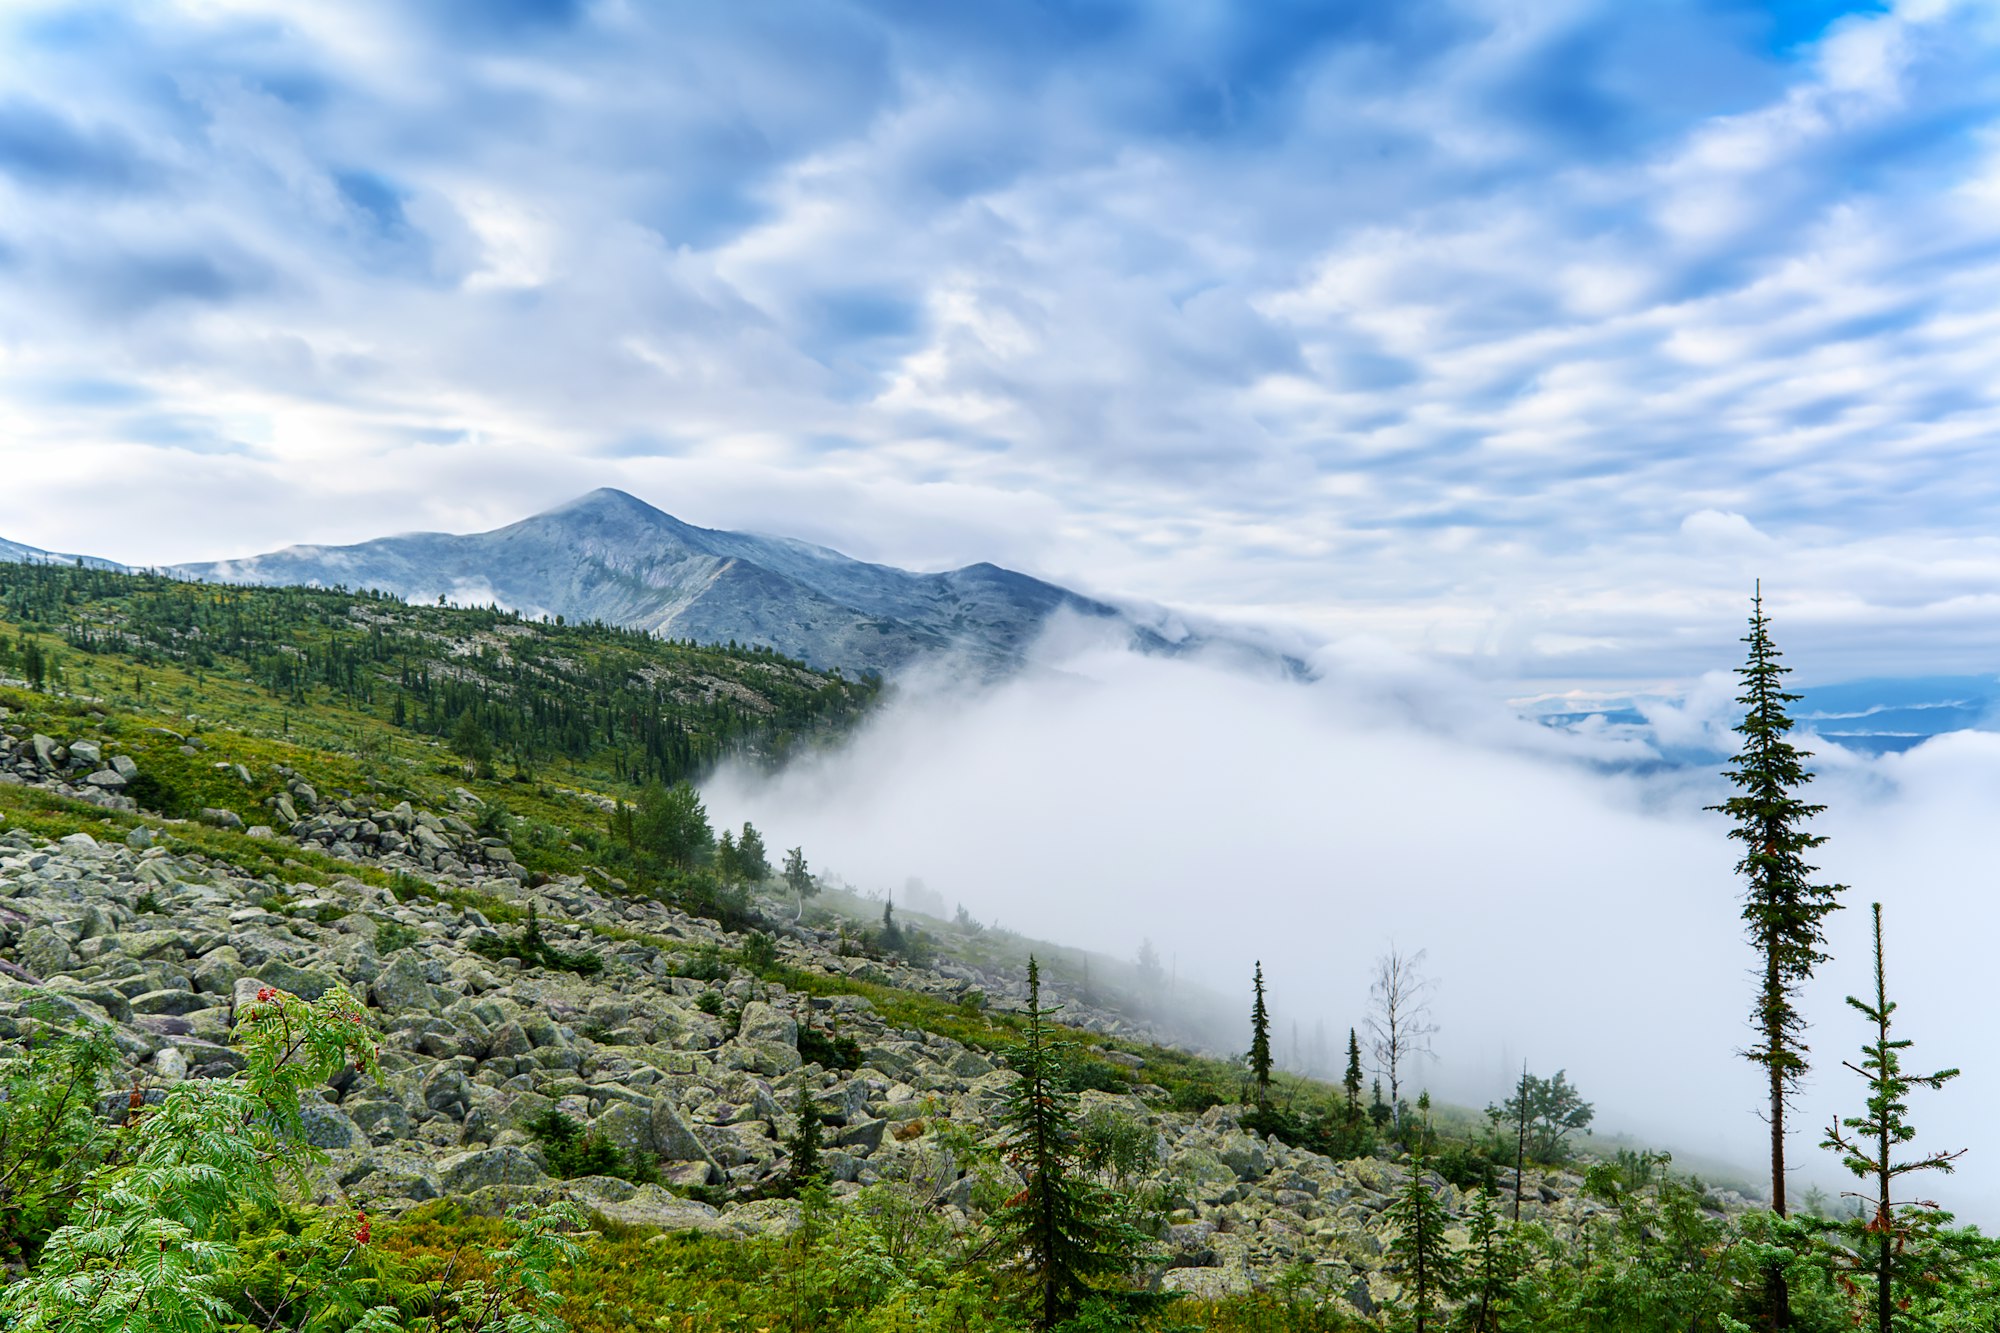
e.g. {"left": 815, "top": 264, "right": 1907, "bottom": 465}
{"left": 24, "top": 487, "right": 1230, "bottom": 678}
{"left": 1531, "top": 675, "right": 2000, "bottom": 758}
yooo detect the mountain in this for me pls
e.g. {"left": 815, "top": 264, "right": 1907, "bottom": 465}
{"left": 0, "top": 535, "right": 128, "bottom": 572}
{"left": 169, "top": 488, "right": 1189, "bottom": 677}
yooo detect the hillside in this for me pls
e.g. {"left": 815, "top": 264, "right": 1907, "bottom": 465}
{"left": 0, "top": 665, "right": 1710, "bottom": 1328}
{"left": 0, "top": 561, "right": 876, "bottom": 800}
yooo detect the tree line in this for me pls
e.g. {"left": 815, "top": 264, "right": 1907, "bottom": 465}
{"left": 0, "top": 561, "right": 879, "bottom": 786}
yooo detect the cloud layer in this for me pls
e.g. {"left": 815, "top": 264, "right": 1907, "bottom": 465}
{"left": 706, "top": 628, "right": 2000, "bottom": 1218}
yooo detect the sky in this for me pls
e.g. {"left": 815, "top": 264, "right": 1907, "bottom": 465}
{"left": 3, "top": 0, "right": 2000, "bottom": 687}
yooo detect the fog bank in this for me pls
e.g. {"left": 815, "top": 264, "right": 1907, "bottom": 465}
{"left": 706, "top": 627, "right": 2000, "bottom": 1219}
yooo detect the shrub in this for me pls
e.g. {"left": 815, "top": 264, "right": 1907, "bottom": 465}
{"left": 526, "top": 1110, "right": 628, "bottom": 1180}
{"left": 741, "top": 930, "right": 779, "bottom": 972}
{"left": 468, "top": 904, "right": 602, "bottom": 977}
{"left": 798, "top": 1023, "right": 863, "bottom": 1072}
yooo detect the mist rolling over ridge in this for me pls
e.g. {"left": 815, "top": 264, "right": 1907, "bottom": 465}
{"left": 707, "top": 617, "right": 2000, "bottom": 1220}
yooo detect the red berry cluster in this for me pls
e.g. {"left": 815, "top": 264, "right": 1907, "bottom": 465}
{"left": 353, "top": 1209, "right": 370, "bottom": 1246}
{"left": 256, "top": 986, "right": 277, "bottom": 1003}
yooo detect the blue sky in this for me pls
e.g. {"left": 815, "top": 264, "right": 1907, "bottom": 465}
{"left": 2, "top": 0, "right": 1998, "bottom": 687}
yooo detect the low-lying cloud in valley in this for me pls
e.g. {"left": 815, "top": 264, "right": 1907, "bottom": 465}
{"left": 708, "top": 621, "right": 2000, "bottom": 1219}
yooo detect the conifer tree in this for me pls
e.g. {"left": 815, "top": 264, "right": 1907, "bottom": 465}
{"left": 736, "top": 821, "right": 771, "bottom": 882}
{"left": 1822, "top": 903, "right": 1964, "bottom": 1333}
{"left": 1386, "top": 1095, "right": 1463, "bottom": 1333}
{"left": 1248, "top": 961, "right": 1273, "bottom": 1104}
{"left": 1710, "top": 585, "right": 1844, "bottom": 1329}
{"left": 784, "top": 1085, "right": 827, "bottom": 1195}
{"left": 1343, "top": 1029, "right": 1364, "bottom": 1121}
{"left": 1369, "top": 1078, "right": 1392, "bottom": 1130}
{"left": 993, "top": 956, "right": 1148, "bottom": 1328}
{"left": 1463, "top": 1181, "right": 1518, "bottom": 1333}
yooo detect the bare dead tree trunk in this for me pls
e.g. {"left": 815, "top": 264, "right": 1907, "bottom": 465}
{"left": 1366, "top": 946, "right": 1438, "bottom": 1132}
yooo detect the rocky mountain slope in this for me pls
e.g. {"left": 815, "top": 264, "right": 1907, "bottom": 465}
{"left": 0, "top": 710, "right": 1727, "bottom": 1315}
{"left": 167, "top": 488, "right": 1197, "bottom": 678}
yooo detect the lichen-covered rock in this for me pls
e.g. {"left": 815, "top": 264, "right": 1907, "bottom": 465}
{"left": 439, "top": 1145, "right": 548, "bottom": 1192}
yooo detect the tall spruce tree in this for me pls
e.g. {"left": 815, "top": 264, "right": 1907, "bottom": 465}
{"left": 1386, "top": 1095, "right": 1463, "bottom": 1333}
{"left": 1343, "top": 1029, "right": 1365, "bottom": 1121}
{"left": 1822, "top": 903, "right": 1964, "bottom": 1333}
{"left": 1248, "top": 961, "right": 1273, "bottom": 1103}
{"left": 1463, "top": 1181, "right": 1518, "bottom": 1333}
{"left": 1710, "top": 585, "right": 1845, "bottom": 1328}
{"left": 993, "top": 956, "right": 1148, "bottom": 1328}
{"left": 783, "top": 1085, "right": 827, "bottom": 1196}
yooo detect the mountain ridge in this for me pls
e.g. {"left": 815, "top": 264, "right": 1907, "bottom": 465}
{"left": 160, "top": 488, "right": 1186, "bottom": 677}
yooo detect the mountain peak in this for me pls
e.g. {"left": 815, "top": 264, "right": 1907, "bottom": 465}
{"left": 544, "top": 488, "right": 667, "bottom": 521}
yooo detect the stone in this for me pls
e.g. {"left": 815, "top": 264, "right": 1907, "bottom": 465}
{"left": 130, "top": 988, "right": 220, "bottom": 1017}
{"left": 110, "top": 754, "right": 139, "bottom": 781}
{"left": 17, "top": 926, "right": 75, "bottom": 978}
{"left": 736, "top": 1001, "right": 797, "bottom": 1047}
{"left": 125, "top": 825, "right": 154, "bottom": 850}
{"left": 257, "top": 959, "right": 339, "bottom": 1001}
{"left": 721, "top": 1039, "right": 801, "bottom": 1077}
{"left": 348, "top": 1099, "right": 416, "bottom": 1143}
{"left": 422, "top": 1067, "right": 474, "bottom": 1120}
{"left": 199, "top": 808, "right": 245, "bottom": 831}
{"left": 837, "top": 1117, "right": 888, "bottom": 1155}
{"left": 232, "top": 976, "right": 274, "bottom": 1015}
{"left": 483, "top": 1020, "right": 530, "bottom": 1059}
{"left": 370, "top": 953, "right": 441, "bottom": 1014}
{"left": 592, "top": 1101, "right": 654, "bottom": 1164}
{"left": 298, "top": 1103, "right": 369, "bottom": 1150}
{"left": 649, "top": 1099, "right": 722, "bottom": 1170}
{"left": 83, "top": 769, "right": 127, "bottom": 789}
{"left": 68, "top": 740, "right": 102, "bottom": 766}
{"left": 192, "top": 948, "right": 245, "bottom": 995}
{"left": 590, "top": 1184, "right": 725, "bottom": 1233}
{"left": 1215, "top": 1133, "right": 1271, "bottom": 1182}
{"left": 439, "top": 1145, "right": 548, "bottom": 1192}
{"left": 1163, "top": 1267, "right": 1254, "bottom": 1298}
{"left": 154, "top": 1046, "right": 189, "bottom": 1082}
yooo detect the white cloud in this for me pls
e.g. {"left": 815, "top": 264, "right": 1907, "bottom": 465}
{"left": 707, "top": 633, "right": 2000, "bottom": 1218}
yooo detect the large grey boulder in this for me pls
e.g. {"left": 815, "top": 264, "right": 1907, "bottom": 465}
{"left": 439, "top": 1145, "right": 548, "bottom": 1192}
{"left": 737, "top": 1001, "right": 796, "bottom": 1047}
{"left": 421, "top": 1066, "right": 474, "bottom": 1120}
{"left": 257, "top": 959, "right": 340, "bottom": 1001}
{"left": 370, "top": 954, "right": 441, "bottom": 1014}
{"left": 591, "top": 1102, "right": 653, "bottom": 1165}
{"left": 1215, "top": 1133, "right": 1271, "bottom": 1182}
{"left": 348, "top": 1099, "right": 416, "bottom": 1143}
{"left": 649, "top": 1099, "right": 722, "bottom": 1182}
{"left": 298, "top": 1103, "right": 369, "bottom": 1150}
{"left": 587, "top": 1184, "right": 726, "bottom": 1234}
